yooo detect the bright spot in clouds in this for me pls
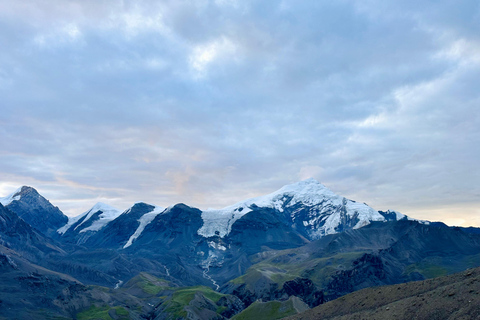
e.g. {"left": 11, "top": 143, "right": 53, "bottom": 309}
{"left": 189, "top": 37, "right": 237, "bottom": 77}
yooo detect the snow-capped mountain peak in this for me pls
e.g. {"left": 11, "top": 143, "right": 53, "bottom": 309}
{"left": 198, "top": 178, "right": 385, "bottom": 239}
{"left": 58, "top": 202, "right": 123, "bottom": 235}
{"left": 198, "top": 179, "right": 334, "bottom": 238}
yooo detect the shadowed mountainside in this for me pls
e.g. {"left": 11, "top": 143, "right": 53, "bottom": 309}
{"left": 287, "top": 266, "right": 480, "bottom": 320}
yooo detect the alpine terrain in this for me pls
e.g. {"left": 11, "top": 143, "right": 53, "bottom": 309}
{"left": 0, "top": 178, "right": 479, "bottom": 319}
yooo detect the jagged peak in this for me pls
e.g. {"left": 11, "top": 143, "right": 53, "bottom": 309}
{"left": 0, "top": 186, "right": 44, "bottom": 206}
{"left": 17, "top": 186, "right": 38, "bottom": 195}
{"left": 217, "top": 178, "right": 336, "bottom": 213}
{"left": 0, "top": 186, "right": 58, "bottom": 209}
{"left": 198, "top": 178, "right": 392, "bottom": 240}
{"left": 0, "top": 186, "right": 24, "bottom": 206}
{"left": 198, "top": 179, "right": 348, "bottom": 238}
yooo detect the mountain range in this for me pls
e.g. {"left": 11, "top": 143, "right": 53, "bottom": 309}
{"left": 0, "top": 179, "right": 478, "bottom": 319}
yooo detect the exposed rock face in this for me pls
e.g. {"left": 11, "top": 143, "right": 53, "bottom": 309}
{"left": 226, "top": 207, "right": 309, "bottom": 255}
{"left": 216, "top": 295, "right": 245, "bottom": 318}
{"left": 2, "top": 181, "right": 480, "bottom": 319}
{"left": 132, "top": 203, "right": 204, "bottom": 251}
{"left": 0, "top": 248, "right": 104, "bottom": 320}
{"left": 283, "top": 278, "right": 324, "bottom": 308}
{"left": 4, "top": 186, "right": 68, "bottom": 238}
{"left": 46, "top": 180, "right": 434, "bottom": 295}
{"left": 223, "top": 277, "right": 324, "bottom": 310}
{"left": 287, "top": 267, "right": 480, "bottom": 320}
{"left": 198, "top": 179, "right": 386, "bottom": 240}
{"left": 0, "top": 252, "right": 18, "bottom": 271}
{"left": 222, "top": 220, "right": 480, "bottom": 313}
{"left": 327, "top": 253, "right": 386, "bottom": 299}
{"left": 0, "top": 203, "right": 63, "bottom": 261}
{"left": 81, "top": 202, "right": 156, "bottom": 248}
{"left": 184, "top": 292, "right": 225, "bottom": 320}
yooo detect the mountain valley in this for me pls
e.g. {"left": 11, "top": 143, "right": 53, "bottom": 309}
{"left": 0, "top": 179, "right": 479, "bottom": 319}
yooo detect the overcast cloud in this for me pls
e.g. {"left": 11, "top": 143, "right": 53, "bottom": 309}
{"left": 0, "top": 0, "right": 479, "bottom": 226}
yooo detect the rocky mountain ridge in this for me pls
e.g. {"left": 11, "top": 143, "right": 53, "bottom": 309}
{"left": 1, "top": 180, "right": 479, "bottom": 319}
{"left": 1, "top": 186, "right": 68, "bottom": 237}
{"left": 52, "top": 179, "right": 425, "bottom": 248}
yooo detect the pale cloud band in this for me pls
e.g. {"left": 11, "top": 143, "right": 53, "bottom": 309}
{"left": 0, "top": 0, "right": 479, "bottom": 227}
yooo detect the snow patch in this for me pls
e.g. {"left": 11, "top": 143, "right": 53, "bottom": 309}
{"left": 114, "top": 280, "right": 123, "bottom": 289}
{"left": 386, "top": 209, "right": 430, "bottom": 225}
{"left": 198, "top": 178, "right": 338, "bottom": 238}
{"left": 57, "top": 202, "right": 122, "bottom": 234}
{"left": 198, "top": 178, "right": 388, "bottom": 239}
{"left": 198, "top": 206, "right": 251, "bottom": 238}
{"left": 123, "top": 205, "right": 166, "bottom": 249}
{"left": 208, "top": 241, "right": 227, "bottom": 251}
{"left": 346, "top": 201, "right": 385, "bottom": 229}
{"left": 0, "top": 187, "right": 23, "bottom": 206}
{"left": 57, "top": 215, "right": 82, "bottom": 235}
{"left": 78, "top": 203, "right": 123, "bottom": 233}
{"left": 394, "top": 210, "right": 406, "bottom": 220}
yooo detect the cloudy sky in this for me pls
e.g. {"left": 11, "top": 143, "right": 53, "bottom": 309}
{"left": 0, "top": 0, "right": 479, "bottom": 226}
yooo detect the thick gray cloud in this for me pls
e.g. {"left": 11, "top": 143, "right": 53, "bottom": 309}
{"left": 0, "top": 0, "right": 479, "bottom": 226}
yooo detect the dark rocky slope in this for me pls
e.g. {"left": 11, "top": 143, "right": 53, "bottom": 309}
{"left": 4, "top": 186, "right": 68, "bottom": 238}
{"left": 0, "top": 203, "right": 64, "bottom": 261}
{"left": 223, "top": 221, "right": 480, "bottom": 308}
{"left": 287, "top": 266, "right": 480, "bottom": 320}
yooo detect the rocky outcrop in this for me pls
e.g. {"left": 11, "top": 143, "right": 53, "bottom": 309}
{"left": 283, "top": 278, "right": 324, "bottom": 308}
{"left": 287, "top": 267, "right": 480, "bottom": 320}
{"left": 327, "top": 253, "right": 386, "bottom": 299}
{"left": 5, "top": 187, "right": 68, "bottom": 238}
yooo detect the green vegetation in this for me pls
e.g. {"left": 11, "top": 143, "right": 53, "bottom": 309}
{"left": 230, "top": 250, "right": 365, "bottom": 289}
{"left": 216, "top": 305, "right": 228, "bottom": 314}
{"left": 76, "top": 306, "right": 129, "bottom": 320}
{"left": 76, "top": 273, "right": 233, "bottom": 320}
{"left": 404, "top": 254, "right": 480, "bottom": 280}
{"left": 404, "top": 259, "right": 449, "bottom": 279}
{"left": 174, "top": 286, "right": 225, "bottom": 304}
{"left": 237, "top": 249, "right": 480, "bottom": 295}
{"left": 162, "top": 286, "right": 227, "bottom": 319}
{"left": 132, "top": 273, "right": 170, "bottom": 295}
{"left": 77, "top": 306, "right": 111, "bottom": 320}
{"left": 304, "top": 252, "right": 364, "bottom": 287}
{"left": 464, "top": 253, "right": 480, "bottom": 268}
{"left": 232, "top": 300, "right": 297, "bottom": 320}
{"left": 422, "top": 264, "right": 449, "bottom": 279}
{"left": 139, "top": 280, "right": 166, "bottom": 295}
{"left": 114, "top": 307, "right": 129, "bottom": 317}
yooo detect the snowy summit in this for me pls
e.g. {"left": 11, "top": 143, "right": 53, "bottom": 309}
{"left": 58, "top": 202, "right": 123, "bottom": 234}
{"left": 198, "top": 178, "right": 386, "bottom": 239}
